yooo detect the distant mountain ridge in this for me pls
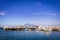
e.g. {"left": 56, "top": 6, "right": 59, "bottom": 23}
{"left": 24, "top": 23, "right": 38, "bottom": 27}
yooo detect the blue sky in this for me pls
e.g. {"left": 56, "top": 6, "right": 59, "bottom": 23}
{"left": 0, "top": 0, "right": 60, "bottom": 26}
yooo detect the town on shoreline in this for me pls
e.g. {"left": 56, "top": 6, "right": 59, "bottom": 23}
{"left": 1, "top": 24, "right": 60, "bottom": 32}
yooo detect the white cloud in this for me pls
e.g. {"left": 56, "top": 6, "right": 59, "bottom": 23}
{"left": 33, "top": 13, "right": 40, "bottom": 15}
{"left": 0, "top": 12, "right": 5, "bottom": 16}
{"left": 45, "top": 13, "right": 57, "bottom": 16}
{"left": 49, "top": 13, "right": 56, "bottom": 15}
{"left": 33, "top": 12, "right": 57, "bottom": 16}
{"left": 0, "top": 11, "right": 8, "bottom": 16}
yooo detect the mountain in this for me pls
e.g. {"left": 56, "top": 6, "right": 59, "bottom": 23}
{"left": 24, "top": 23, "right": 38, "bottom": 28}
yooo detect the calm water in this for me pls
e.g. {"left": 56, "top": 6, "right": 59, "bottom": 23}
{"left": 0, "top": 28, "right": 60, "bottom": 40}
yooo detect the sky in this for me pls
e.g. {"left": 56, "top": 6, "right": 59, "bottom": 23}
{"left": 0, "top": 0, "right": 60, "bottom": 26}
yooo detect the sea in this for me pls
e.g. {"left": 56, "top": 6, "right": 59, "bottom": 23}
{"left": 0, "top": 28, "right": 60, "bottom": 40}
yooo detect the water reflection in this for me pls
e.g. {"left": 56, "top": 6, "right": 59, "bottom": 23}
{"left": 0, "top": 28, "right": 60, "bottom": 40}
{"left": 43, "top": 31, "right": 52, "bottom": 37}
{"left": 36, "top": 31, "right": 52, "bottom": 37}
